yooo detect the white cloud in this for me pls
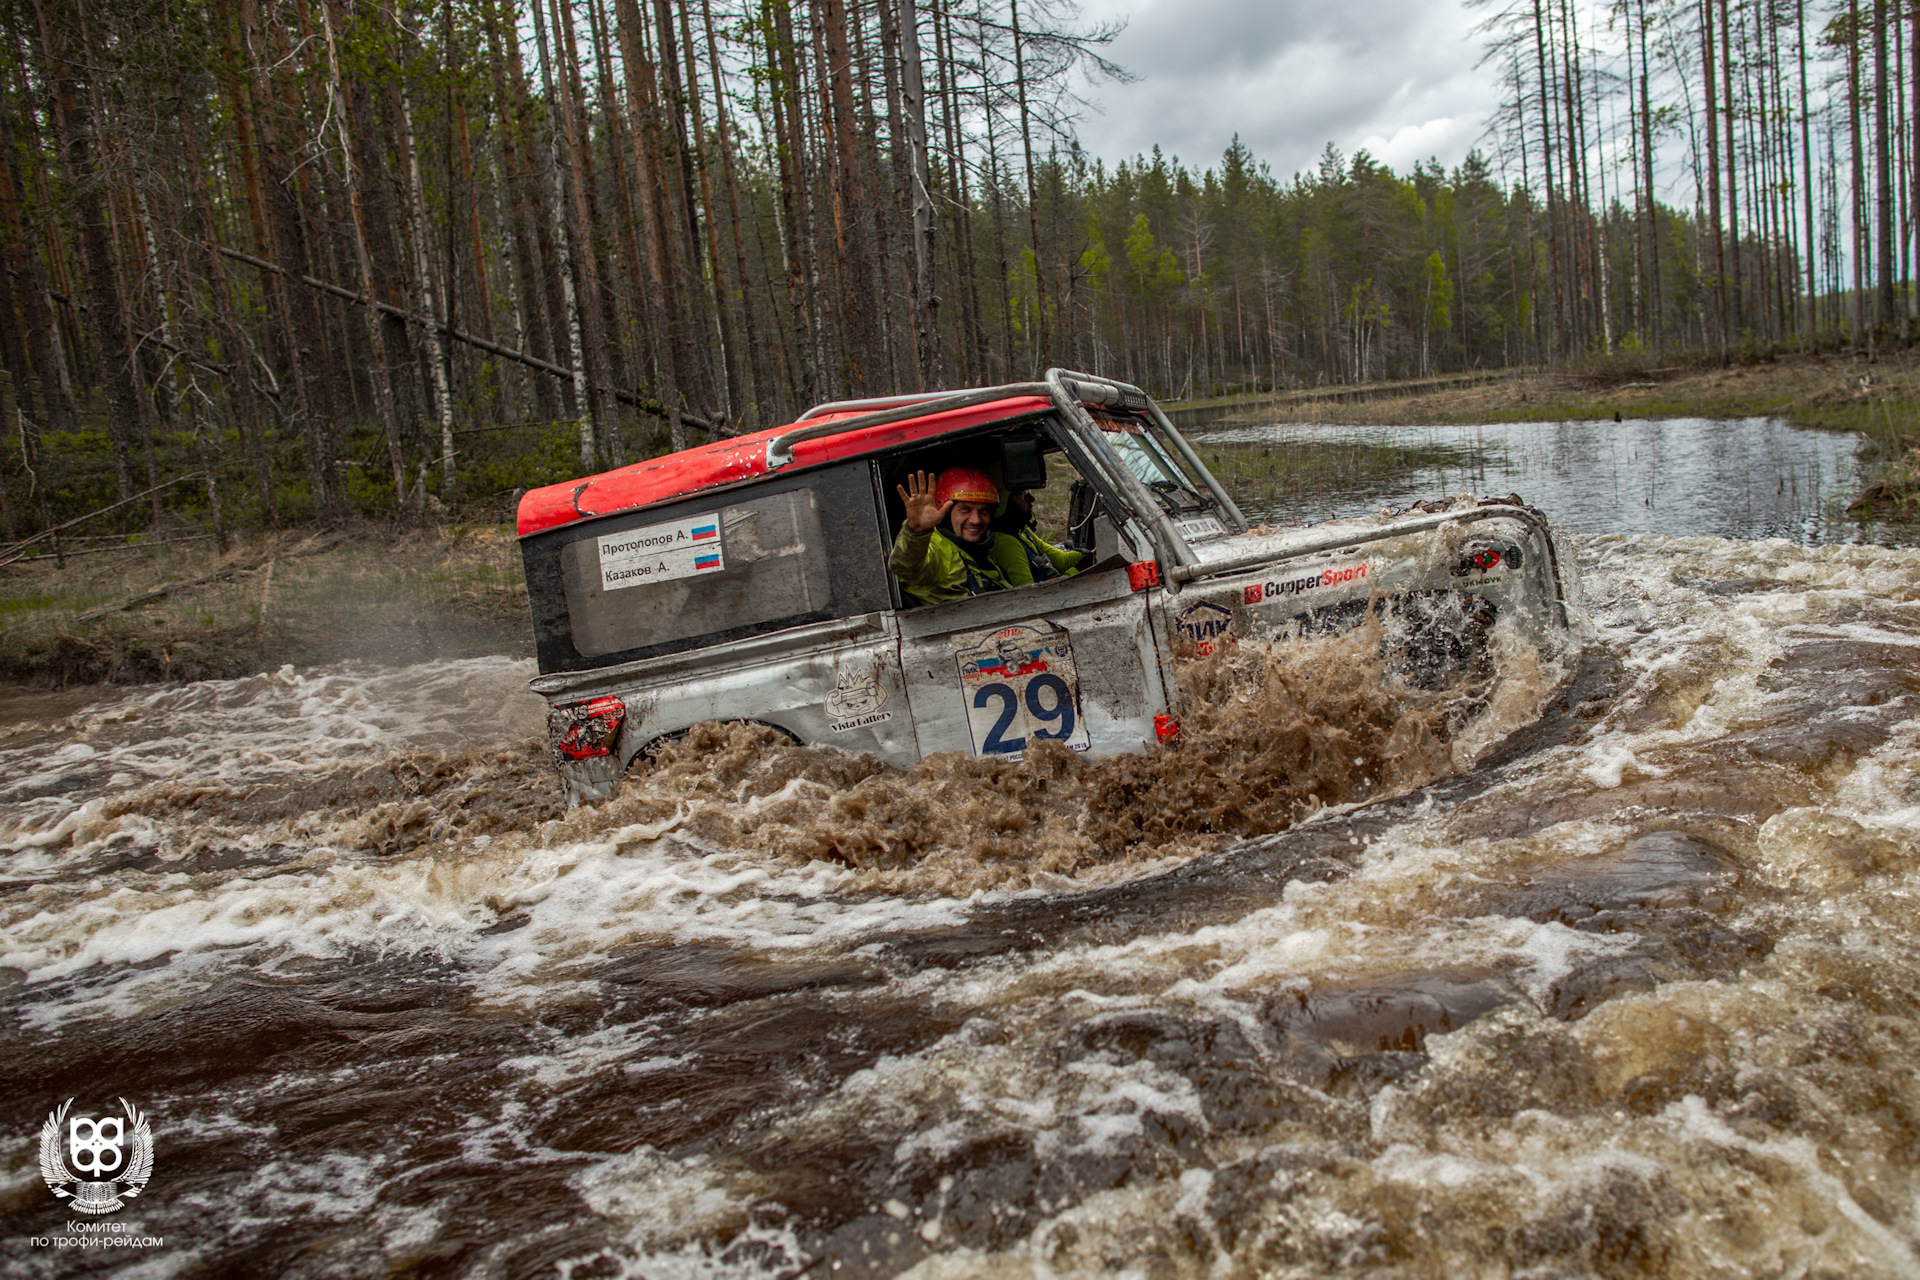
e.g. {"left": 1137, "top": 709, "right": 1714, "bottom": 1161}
{"left": 1068, "top": 0, "right": 1502, "bottom": 181}
{"left": 1363, "top": 117, "right": 1476, "bottom": 172}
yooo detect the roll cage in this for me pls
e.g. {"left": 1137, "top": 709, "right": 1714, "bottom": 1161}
{"left": 771, "top": 369, "right": 1250, "bottom": 579}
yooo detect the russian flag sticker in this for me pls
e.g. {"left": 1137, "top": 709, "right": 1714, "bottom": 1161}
{"left": 691, "top": 523, "right": 718, "bottom": 540}
{"left": 694, "top": 553, "right": 722, "bottom": 570}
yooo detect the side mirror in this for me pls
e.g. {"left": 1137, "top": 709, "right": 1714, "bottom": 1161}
{"left": 1001, "top": 437, "right": 1047, "bottom": 490}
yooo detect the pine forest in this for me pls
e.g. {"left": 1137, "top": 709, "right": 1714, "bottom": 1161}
{"left": 1, "top": 0, "right": 1917, "bottom": 538}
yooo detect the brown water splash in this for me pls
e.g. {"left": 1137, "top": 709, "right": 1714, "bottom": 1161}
{"left": 562, "top": 614, "right": 1491, "bottom": 895}
{"left": 81, "top": 614, "right": 1512, "bottom": 894}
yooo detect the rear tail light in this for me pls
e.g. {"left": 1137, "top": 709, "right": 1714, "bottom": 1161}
{"left": 1127, "top": 560, "right": 1162, "bottom": 591}
{"left": 550, "top": 695, "right": 626, "bottom": 760}
{"left": 1154, "top": 714, "right": 1181, "bottom": 743}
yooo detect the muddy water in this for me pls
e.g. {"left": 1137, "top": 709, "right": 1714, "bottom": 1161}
{"left": 4, "top": 529, "right": 1920, "bottom": 1273}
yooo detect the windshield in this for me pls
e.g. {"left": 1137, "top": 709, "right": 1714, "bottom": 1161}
{"left": 1095, "top": 419, "right": 1207, "bottom": 510}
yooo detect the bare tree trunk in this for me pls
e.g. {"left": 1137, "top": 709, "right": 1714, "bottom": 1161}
{"left": 805, "top": 11, "right": 846, "bottom": 384}
{"left": 1532, "top": 0, "right": 1563, "bottom": 358}
{"left": 448, "top": 15, "right": 504, "bottom": 417}
{"left": 1719, "top": 0, "right": 1741, "bottom": 336}
{"left": 1704, "top": 0, "right": 1728, "bottom": 359}
{"left": 396, "top": 89, "right": 458, "bottom": 494}
{"left": 32, "top": 0, "right": 136, "bottom": 500}
{"left": 935, "top": 0, "right": 985, "bottom": 383}
{"left": 815, "top": 0, "right": 881, "bottom": 391}
{"left": 136, "top": 185, "right": 227, "bottom": 552}
{"left": 320, "top": 0, "right": 410, "bottom": 513}
{"left": 485, "top": 0, "right": 562, "bottom": 421}
{"left": 179, "top": 90, "right": 276, "bottom": 527}
{"left": 746, "top": 62, "right": 803, "bottom": 413}
{"left": 897, "top": 0, "right": 938, "bottom": 386}
{"left": 528, "top": 0, "right": 605, "bottom": 467}
{"left": 984, "top": 126, "right": 1015, "bottom": 380}
{"left": 1850, "top": 0, "right": 1867, "bottom": 346}
{"left": 1875, "top": 0, "right": 1896, "bottom": 325}
{"left": 615, "top": 0, "right": 690, "bottom": 448}
{"left": 1558, "top": 0, "right": 1591, "bottom": 351}
{"left": 678, "top": 0, "right": 740, "bottom": 420}
{"left": 566, "top": 0, "right": 631, "bottom": 446}
{"left": 228, "top": 0, "right": 328, "bottom": 510}
{"left": 584, "top": 0, "right": 648, "bottom": 402}
{"left": 767, "top": 0, "right": 819, "bottom": 402}
{"left": 651, "top": 0, "right": 711, "bottom": 413}
{"left": 551, "top": 0, "right": 622, "bottom": 465}
{"left": 0, "top": 98, "right": 61, "bottom": 434}
{"left": 1637, "top": 0, "right": 1660, "bottom": 350}
{"left": 702, "top": 0, "right": 764, "bottom": 422}
{"left": 1009, "top": 0, "right": 1049, "bottom": 368}
{"left": 1800, "top": 0, "right": 1817, "bottom": 343}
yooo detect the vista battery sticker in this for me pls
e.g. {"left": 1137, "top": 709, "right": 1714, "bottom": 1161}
{"left": 596, "top": 512, "right": 726, "bottom": 590}
{"left": 825, "top": 669, "right": 894, "bottom": 733}
{"left": 952, "top": 620, "right": 1091, "bottom": 756}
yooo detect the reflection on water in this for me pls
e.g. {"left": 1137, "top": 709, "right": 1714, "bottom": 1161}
{"left": 1195, "top": 416, "right": 1913, "bottom": 545}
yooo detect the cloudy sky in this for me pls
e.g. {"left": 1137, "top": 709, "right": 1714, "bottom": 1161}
{"left": 1069, "top": 0, "right": 1503, "bottom": 183}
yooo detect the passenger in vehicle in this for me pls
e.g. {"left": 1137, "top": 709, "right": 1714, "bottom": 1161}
{"left": 993, "top": 486, "right": 1086, "bottom": 583}
{"left": 890, "top": 467, "right": 1034, "bottom": 606}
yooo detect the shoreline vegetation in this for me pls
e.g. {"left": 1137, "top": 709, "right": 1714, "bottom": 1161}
{"left": 1, "top": 350, "right": 1915, "bottom": 692}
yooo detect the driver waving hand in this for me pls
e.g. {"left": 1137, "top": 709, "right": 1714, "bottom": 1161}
{"left": 889, "top": 467, "right": 1034, "bottom": 606}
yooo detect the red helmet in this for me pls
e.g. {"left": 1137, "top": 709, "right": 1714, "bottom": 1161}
{"left": 935, "top": 466, "right": 999, "bottom": 507}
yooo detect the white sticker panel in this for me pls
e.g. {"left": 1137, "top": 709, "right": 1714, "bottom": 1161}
{"left": 1174, "top": 514, "right": 1228, "bottom": 543}
{"left": 596, "top": 512, "right": 726, "bottom": 590}
{"left": 952, "top": 620, "right": 1091, "bottom": 756}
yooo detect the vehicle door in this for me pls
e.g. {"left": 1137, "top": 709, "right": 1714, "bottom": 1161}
{"left": 896, "top": 563, "right": 1169, "bottom": 760}
{"left": 892, "top": 419, "right": 1173, "bottom": 761}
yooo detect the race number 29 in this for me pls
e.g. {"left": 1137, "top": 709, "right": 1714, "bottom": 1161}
{"left": 952, "top": 620, "right": 1091, "bottom": 756}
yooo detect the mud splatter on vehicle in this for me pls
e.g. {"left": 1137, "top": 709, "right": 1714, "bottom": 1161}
{"left": 515, "top": 372, "right": 1568, "bottom": 807}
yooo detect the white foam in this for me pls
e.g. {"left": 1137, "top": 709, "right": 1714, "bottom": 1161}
{"left": 7, "top": 532, "right": 1920, "bottom": 1275}
{"left": 1661, "top": 1094, "right": 1920, "bottom": 1278}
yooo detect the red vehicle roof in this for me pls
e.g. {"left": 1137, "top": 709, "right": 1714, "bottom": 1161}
{"left": 516, "top": 395, "right": 1053, "bottom": 537}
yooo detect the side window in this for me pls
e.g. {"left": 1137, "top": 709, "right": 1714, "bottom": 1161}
{"left": 877, "top": 434, "right": 1105, "bottom": 605}
{"left": 560, "top": 488, "right": 831, "bottom": 657}
{"left": 523, "top": 461, "right": 894, "bottom": 671}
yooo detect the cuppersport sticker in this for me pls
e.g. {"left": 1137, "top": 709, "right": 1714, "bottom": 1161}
{"left": 1241, "top": 560, "right": 1371, "bottom": 605}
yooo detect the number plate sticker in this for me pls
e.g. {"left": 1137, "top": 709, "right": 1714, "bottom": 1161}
{"left": 951, "top": 620, "right": 1091, "bottom": 757}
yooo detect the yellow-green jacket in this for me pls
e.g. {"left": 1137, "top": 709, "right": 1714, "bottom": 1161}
{"left": 889, "top": 525, "right": 1033, "bottom": 606}
{"left": 1010, "top": 526, "right": 1085, "bottom": 582}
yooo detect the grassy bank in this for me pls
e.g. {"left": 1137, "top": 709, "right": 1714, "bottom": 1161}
{"left": 0, "top": 524, "right": 530, "bottom": 687}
